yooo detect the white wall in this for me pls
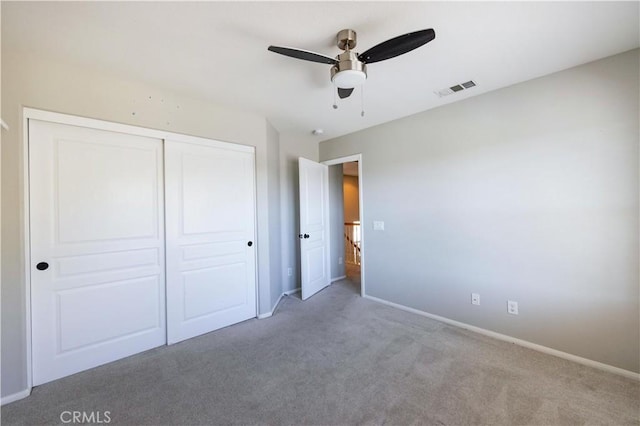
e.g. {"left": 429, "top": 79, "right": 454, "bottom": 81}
{"left": 1, "top": 51, "right": 279, "bottom": 399}
{"left": 320, "top": 49, "right": 640, "bottom": 373}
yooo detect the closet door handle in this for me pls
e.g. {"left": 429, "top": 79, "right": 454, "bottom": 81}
{"left": 247, "top": 241, "right": 253, "bottom": 247}
{"left": 304, "top": 234, "right": 310, "bottom": 239}
{"left": 36, "top": 262, "right": 49, "bottom": 271}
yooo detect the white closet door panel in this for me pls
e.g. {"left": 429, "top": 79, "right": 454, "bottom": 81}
{"left": 30, "top": 120, "right": 166, "bottom": 386}
{"left": 165, "top": 140, "right": 256, "bottom": 344}
{"left": 57, "top": 276, "right": 161, "bottom": 351}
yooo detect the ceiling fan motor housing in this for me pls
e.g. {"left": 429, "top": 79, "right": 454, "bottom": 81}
{"left": 331, "top": 51, "right": 367, "bottom": 88}
{"left": 337, "top": 29, "right": 357, "bottom": 50}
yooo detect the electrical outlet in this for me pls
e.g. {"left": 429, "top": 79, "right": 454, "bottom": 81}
{"left": 338, "top": 257, "right": 343, "bottom": 265}
{"left": 373, "top": 221, "right": 385, "bottom": 231}
{"left": 287, "top": 268, "right": 292, "bottom": 277}
{"left": 471, "top": 293, "right": 480, "bottom": 305}
{"left": 507, "top": 300, "right": 519, "bottom": 315}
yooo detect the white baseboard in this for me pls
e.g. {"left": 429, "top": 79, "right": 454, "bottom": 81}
{"left": 257, "top": 311, "right": 273, "bottom": 319}
{"left": 1, "top": 389, "right": 30, "bottom": 406}
{"left": 258, "top": 288, "right": 301, "bottom": 319}
{"left": 331, "top": 275, "right": 347, "bottom": 283}
{"left": 364, "top": 295, "right": 640, "bottom": 381}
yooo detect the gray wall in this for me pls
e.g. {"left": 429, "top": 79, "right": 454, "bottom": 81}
{"left": 1, "top": 50, "right": 279, "bottom": 398}
{"left": 320, "top": 49, "right": 640, "bottom": 373}
{"left": 266, "top": 121, "right": 283, "bottom": 310}
{"left": 343, "top": 175, "right": 359, "bottom": 223}
{"left": 329, "top": 164, "right": 346, "bottom": 280}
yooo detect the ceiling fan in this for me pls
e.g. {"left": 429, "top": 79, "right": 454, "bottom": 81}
{"left": 268, "top": 28, "right": 436, "bottom": 99}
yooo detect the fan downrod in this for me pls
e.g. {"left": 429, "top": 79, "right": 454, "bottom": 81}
{"left": 337, "top": 29, "right": 357, "bottom": 51}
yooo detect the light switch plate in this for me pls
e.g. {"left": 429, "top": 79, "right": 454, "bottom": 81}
{"left": 373, "top": 221, "right": 385, "bottom": 231}
{"left": 471, "top": 293, "right": 480, "bottom": 305}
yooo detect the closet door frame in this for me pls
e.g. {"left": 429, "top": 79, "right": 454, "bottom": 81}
{"left": 21, "top": 107, "right": 259, "bottom": 394}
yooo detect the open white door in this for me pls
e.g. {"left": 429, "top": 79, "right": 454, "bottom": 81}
{"left": 165, "top": 140, "right": 257, "bottom": 344}
{"left": 298, "top": 157, "right": 331, "bottom": 300}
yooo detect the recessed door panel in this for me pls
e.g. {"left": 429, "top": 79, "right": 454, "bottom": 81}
{"left": 304, "top": 166, "right": 325, "bottom": 227}
{"left": 183, "top": 264, "right": 247, "bottom": 320}
{"left": 56, "top": 140, "right": 159, "bottom": 242}
{"left": 182, "top": 153, "right": 246, "bottom": 235}
{"left": 58, "top": 276, "right": 161, "bottom": 352}
{"left": 306, "top": 246, "right": 326, "bottom": 283}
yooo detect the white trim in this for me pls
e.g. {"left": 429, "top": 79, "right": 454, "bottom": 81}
{"left": 259, "top": 292, "right": 285, "bottom": 319}
{"left": 249, "top": 143, "right": 260, "bottom": 325}
{"left": 257, "top": 311, "right": 273, "bottom": 320}
{"left": 1, "top": 389, "right": 31, "bottom": 406}
{"left": 331, "top": 275, "right": 347, "bottom": 283}
{"left": 364, "top": 295, "right": 640, "bottom": 381}
{"left": 1, "top": 118, "right": 9, "bottom": 131}
{"left": 23, "top": 112, "right": 33, "bottom": 395}
{"left": 323, "top": 154, "right": 360, "bottom": 166}
{"left": 257, "top": 288, "right": 301, "bottom": 319}
{"left": 321, "top": 153, "right": 365, "bottom": 297}
{"left": 23, "top": 108, "right": 254, "bottom": 153}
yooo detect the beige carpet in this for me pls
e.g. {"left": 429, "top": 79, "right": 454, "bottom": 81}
{"left": 2, "top": 279, "right": 639, "bottom": 425}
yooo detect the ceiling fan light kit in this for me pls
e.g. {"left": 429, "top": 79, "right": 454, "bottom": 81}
{"left": 332, "top": 68, "right": 367, "bottom": 89}
{"left": 268, "top": 27, "right": 436, "bottom": 103}
{"left": 331, "top": 30, "right": 367, "bottom": 89}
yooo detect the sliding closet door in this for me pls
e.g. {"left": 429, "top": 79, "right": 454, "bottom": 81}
{"left": 30, "top": 120, "right": 166, "bottom": 386}
{"left": 165, "top": 140, "right": 257, "bottom": 344}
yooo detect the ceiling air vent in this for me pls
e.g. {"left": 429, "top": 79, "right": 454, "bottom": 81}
{"left": 435, "top": 80, "right": 477, "bottom": 97}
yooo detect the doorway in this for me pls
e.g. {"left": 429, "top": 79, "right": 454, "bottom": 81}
{"left": 342, "top": 161, "right": 361, "bottom": 289}
{"left": 323, "top": 154, "right": 365, "bottom": 297}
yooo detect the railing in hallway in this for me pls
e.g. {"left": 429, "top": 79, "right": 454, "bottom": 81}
{"left": 344, "top": 221, "right": 361, "bottom": 265}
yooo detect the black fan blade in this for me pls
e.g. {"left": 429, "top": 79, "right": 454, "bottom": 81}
{"left": 358, "top": 29, "right": 435, "bottom": 64}
{"left": 337, "top": 88, "right": 354, "bottom": 99}
{"left": 268, "top": 46, "right": 338, "bottom": 65}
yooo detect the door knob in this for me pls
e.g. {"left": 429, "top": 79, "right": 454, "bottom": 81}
{"left": 247, "top": 241, "right": 253, "bottom": 247}
{"left": 36, "top": 262, "right": 49, "bottom": 271}
{"left": 304, "top": 234, "right": 310, "bottom": 239}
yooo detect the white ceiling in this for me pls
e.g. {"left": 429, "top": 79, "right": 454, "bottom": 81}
{"left": 3, "top": 2, "right": 639, "bottom": 143}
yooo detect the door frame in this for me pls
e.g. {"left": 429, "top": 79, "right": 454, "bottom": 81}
{"left": 322, "top": 154, "right": 365, "bottom": 297}
{"left": 21, "top": 107, "right": 260, "bottom": 395}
